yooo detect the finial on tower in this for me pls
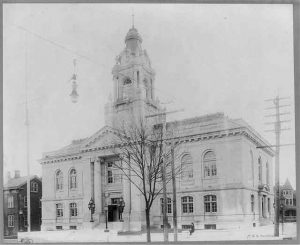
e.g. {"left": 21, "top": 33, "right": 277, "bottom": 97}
{"left": 132, "top": 9, "right": 135, "bottom": 28}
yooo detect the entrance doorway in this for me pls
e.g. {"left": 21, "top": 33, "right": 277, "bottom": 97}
{"left": 108, "top": 205, "right": 119, "bottom": 222}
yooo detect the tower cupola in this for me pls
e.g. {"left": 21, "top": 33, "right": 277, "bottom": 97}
{"left": 125, "top": 27, "right": 142, "bottom": 56}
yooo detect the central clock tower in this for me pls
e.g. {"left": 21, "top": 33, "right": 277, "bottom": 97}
{"left": 105, "top": 26, "right": 162, "bottom": 129}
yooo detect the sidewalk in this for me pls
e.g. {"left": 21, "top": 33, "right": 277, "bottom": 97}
{"left": 17, "top": 223, "right": 297, "bottom": 243}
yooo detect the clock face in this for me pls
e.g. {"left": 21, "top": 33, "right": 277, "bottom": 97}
{"left": 124, "top": 78, "right": 132, "bottom": 85}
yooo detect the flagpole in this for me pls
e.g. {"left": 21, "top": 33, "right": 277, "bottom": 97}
{"left": 25, "top": 31, "right": 31, "bottom": 233}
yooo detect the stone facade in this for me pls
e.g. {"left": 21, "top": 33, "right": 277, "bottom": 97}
{"left": 40, "top": 25, "right": 275, "bottom": 231}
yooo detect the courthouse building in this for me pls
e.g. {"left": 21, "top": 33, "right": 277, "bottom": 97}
{"left": 40, "top": 24, "right": 275, "bottom": 231}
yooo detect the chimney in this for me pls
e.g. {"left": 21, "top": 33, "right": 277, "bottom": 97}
{"left": 14, "top": 170, "right": 20, "bottom": 178}
{"left": 6, "top": 171, "right": 11, "bottom": 181}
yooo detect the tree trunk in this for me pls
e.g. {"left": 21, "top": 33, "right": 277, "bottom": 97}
{"left": 145, "top": 208, "right": 151, "bottom": 242}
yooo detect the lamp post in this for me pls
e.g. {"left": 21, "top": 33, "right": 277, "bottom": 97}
{"left": 104, "top": 193, "right": 110, "bottom": 232}
{"left": 88, "top": 198, "right": 95, "bottom": 222}
{"left": 118, "top": 197, "right": 125, "bottom": 222}
{"left": 104, "top": 204, "right": 109, "bottom": 232}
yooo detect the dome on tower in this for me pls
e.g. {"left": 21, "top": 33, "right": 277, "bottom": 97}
{"left": 125, "top": 27, "right": 143, "bottom": 43}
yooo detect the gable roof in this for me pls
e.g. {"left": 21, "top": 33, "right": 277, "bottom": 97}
{"left": 41, "top": 126, "right": 127, "bottom": 160}
{"left": 4, "top": 175, "right": 41, "bottom": 190}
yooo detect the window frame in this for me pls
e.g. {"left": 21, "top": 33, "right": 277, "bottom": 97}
{"left": 31, "top": 182, "right": 38, "bottom": 192}
{"left": 8, "top": 215, "right": 14, "bottom": 227}
{"left": 258, "top": 157, "right": 262, "bottom": 183}
{"left": 56, "top": 203, "right": 64, "bottom": 218}
{"left": 69, "top": 169, "right": 77, "bottom": 190}
{"left": 204, "top": 195, "right": 217, "bottom": 213}
{"left": 69, "top": 202, "right": 78, "bottom": 217}
{"left": 56, "top": 170, "right": 63, "bottom": 191}
{"left": 203, "top": 151, "right": 217, "bottom": 178}
{"left": 181, "top": 154, "right": 193, "bottom": 180}
{"left": 160, "top": 197, "right": 172, "bottom": 214}
{"left": 251, "top": 194, "right": 255, "bottom": 213}
{"left": 181, "top": 196, "right": 194, "bottom": 214}
{"left": 8, "top": 196, "right": 14, "bottom": 208}
{"left": 24, "top": 196, "right": 27, "bottom": 207}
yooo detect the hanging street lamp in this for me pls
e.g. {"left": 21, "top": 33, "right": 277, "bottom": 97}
{"left": 70, "top": 59, "right": 79, "bottom": 103}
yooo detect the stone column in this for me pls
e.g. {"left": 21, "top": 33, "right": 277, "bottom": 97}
{"left": 121, "top": 157, "right": 142, "bottom": 231}
{"left": 94, "top": 157, "right": 102, "bottom": 223}
{"left": 90, "top": 160, "right": 95, "bottom": 200}
{"left": 258, "top": 194, "right": 262, "bottom": 218}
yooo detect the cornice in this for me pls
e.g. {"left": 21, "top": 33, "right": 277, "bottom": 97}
{"left": 40, "top": 126, "right": 274, "bottom": 164}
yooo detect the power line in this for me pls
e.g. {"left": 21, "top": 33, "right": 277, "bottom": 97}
{"left": 10, "top": 23, "right": 96, "bottom": 64}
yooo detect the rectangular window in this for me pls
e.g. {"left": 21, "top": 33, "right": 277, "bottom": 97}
{"left": 8, "top": 196, "right": 14, "bottom": 208}
{"left": 204, "top": 224, "right": 216, "bottom": 230}
{"left": 24, "top": 214, "right": 28, "bottom": 227}
{"left": 107, "top": 170, "right": 113, "bottom": 183}
{"left": 70, "top": 203, "right": 78, "bottom": 217}
{"left": 56, "top": 226, "right": 63, "bottom": 230}
{"left": 70, "top": 226, "right": 77, "bottom": 230}
{"left": 251, "top": 195, "right": 255, "bottom": 212}
{"left": 56, "top": 203, "right": 63, "bottom": 218}
{"left": 8, "top": 215, "right": 14, "bottom": 227}
{"left": 160, "top": 198, "right": 172, "bottom": 214}
{"left": 182, "top": 196, "right": 193, "bottom": 214}
{"left": 182, "top": 225, "right": 192, "bottom": 230}
{"left": 24, "top": 196, "right": 27, "bottom": 207}
{"left": 204, "top": 195, "right": 217, "bottom": 213}
{"left": 31, "top": 182, "right": 38, "bottom": 192}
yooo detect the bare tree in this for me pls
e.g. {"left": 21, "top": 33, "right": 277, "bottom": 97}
{"left": 112, "top": 118, "right": 181, "bottom": 242}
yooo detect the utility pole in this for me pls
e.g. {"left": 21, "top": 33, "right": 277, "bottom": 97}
{"left": 264, "top": 96, "right": 291, "bottom": 237}
{"left": 145, "top": 109, "right": 183, "bottom": 242}
{"left": 171, "top": 141, "right": 178, "bottom": 241}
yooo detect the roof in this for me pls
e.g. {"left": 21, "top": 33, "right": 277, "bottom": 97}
{"left": 282, "top": 178, "right": 293, "bottom": 190}
{"left": 4, "top": 175, "right": 41, "bottom": 190}
{"left": 167, "top": 113, "right": 273, "bottom": 152}
{"left": 41, "top": 113, "right": 274, "bottom": 161}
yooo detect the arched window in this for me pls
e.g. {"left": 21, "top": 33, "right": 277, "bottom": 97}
{"left": 69, "top": 169, "right": 77, "bottom": 189}
{"left": 204, "top": 195, "right": 217, "bottom": 213}
{"left": 203, "top": 151, "right": 217, "bottom": 177}
{"left": 181, "top": 154, "right": 193, "bottom": 180}
{"left": 70, "top": 203, "right": 78, "bottom": 217}
{"left": 160, "top": 198, "right": 172, "bottom": 214}
{"left": 251, "top": 194, "right": 255, "bottom": 212}
{"left": 181, "top": 196, "right": 193, "bottom": 213}
{"left": 258, "top": 157, "right": 262, "bottom": 183}
{"left": 56, "top": 170, "right": 63, "bottom": 190}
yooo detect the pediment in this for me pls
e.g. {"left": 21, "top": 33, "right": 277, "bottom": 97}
{"left": 82, "top": 126, "right": 126, "bottom": 150}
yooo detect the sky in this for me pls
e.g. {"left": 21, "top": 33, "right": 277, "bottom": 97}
{"left": 3, "top": 4, "right": 295, "bottom": 187}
